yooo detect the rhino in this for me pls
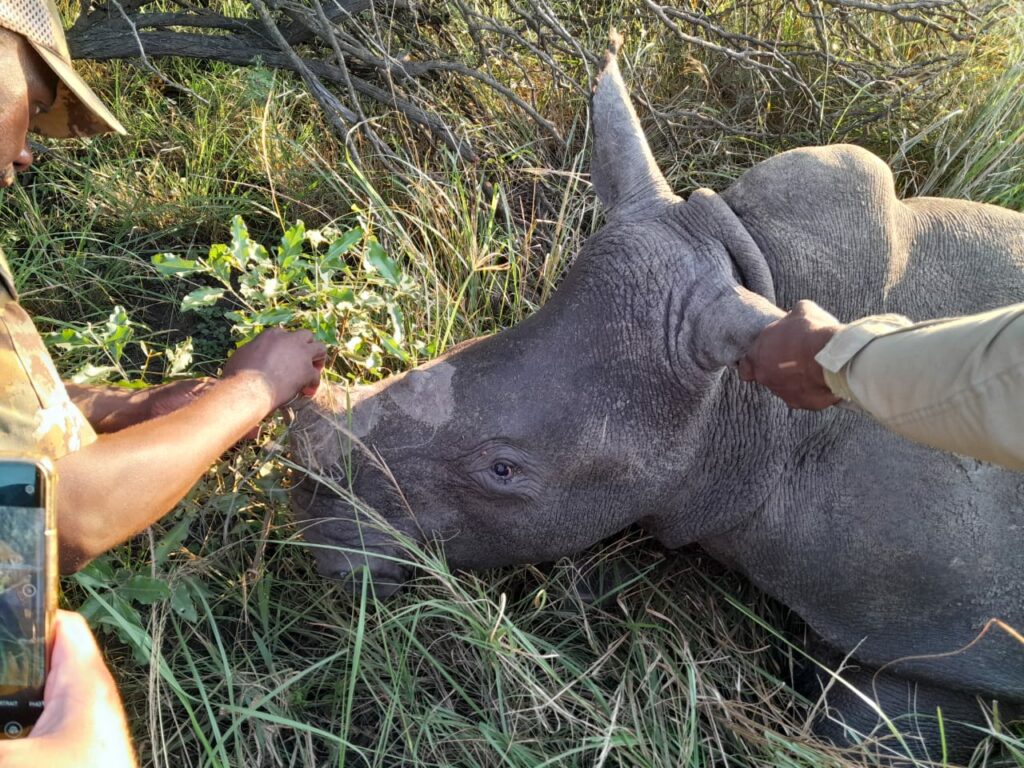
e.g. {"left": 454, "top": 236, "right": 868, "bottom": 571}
{"left": 289, "top": 37, "right": 1024, "bottom": 763}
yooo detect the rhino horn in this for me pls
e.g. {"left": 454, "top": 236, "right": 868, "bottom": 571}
{"left": 590, "top": 31, "right": 680, "bottom": 222}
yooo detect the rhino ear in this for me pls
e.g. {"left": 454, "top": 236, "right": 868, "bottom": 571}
{"left": 591, "top": 32, "right": 679, "bottom": 222}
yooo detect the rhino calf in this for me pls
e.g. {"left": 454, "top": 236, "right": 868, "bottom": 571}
{"left": 290, "top": 37, "right": 1024, "bottom": 763}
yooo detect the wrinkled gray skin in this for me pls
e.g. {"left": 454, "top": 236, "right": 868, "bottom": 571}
{"left": 291, "top": 40, "right": 1023, "bottom": 761}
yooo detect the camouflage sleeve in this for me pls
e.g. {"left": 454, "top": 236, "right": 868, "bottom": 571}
{"left": 0, "top": 293, "right": 97, "bottom": 460}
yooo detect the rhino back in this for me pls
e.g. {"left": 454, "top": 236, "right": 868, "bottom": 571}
{"left": 721, "top": 144, "right": 1024, "bottom": 319}
{"left": 701, "top": 403, "right": 1024, "bottom": 699}
{"left": 711, "top": 144, "right": 1024, "bottom": 700}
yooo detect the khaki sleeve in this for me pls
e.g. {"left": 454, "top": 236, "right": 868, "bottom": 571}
{"left": 0, "top": 297, "right": 97, "bottom": 460}
{"left": 815, "top": 304, "right": 1024, "bottom": 470}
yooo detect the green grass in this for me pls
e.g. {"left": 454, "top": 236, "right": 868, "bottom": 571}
{"left": 2, "top": 2, "right": 1023, "bottom": 766}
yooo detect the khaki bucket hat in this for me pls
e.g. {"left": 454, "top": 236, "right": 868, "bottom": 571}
{"left": 0, "top": 0, "right": 126, "bottom": 137}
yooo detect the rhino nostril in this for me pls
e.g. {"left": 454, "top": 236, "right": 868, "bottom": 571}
{"left": 327, "top": 561, "right": 408, "bottom": 598}
{"left": 333, "top": 563, "right": 375, "bottom": 583}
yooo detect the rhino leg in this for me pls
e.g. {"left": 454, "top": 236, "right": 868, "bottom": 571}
{"left": 793, "top": 644, "right": 1020, "bottom": 766}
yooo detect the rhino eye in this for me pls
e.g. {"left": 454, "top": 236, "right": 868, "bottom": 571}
{"left": 467, "top": 450, "right": 532, "bottom": 497}
{"left": 492, "top": 461, "right": 515, "bottom": 479}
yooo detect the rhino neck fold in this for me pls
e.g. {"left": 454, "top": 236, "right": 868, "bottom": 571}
{"left": 681, "top": 189, "right": 777, "bottom": 304}
{"left": 648, "top": 192, "right": 792, "bottom": 546}
{"left": 655, "top": 190, "right": 782, "bottom": 374}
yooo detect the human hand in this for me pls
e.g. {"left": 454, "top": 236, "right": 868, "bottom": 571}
{"left": 222, "top": 328, "right": 327, "bottom": 411}
{"left": 738, "top": 299, "right": 843, "bottom": 410}
{"left": 0, "top": 611, "right": 136, "bottom": 768}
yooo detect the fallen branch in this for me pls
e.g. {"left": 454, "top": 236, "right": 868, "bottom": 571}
{"left": 64, "top": 0, "right": 1009, "bottom": 167}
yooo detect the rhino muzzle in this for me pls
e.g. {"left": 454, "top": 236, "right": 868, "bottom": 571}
{"left": 325, "top": 548, "right": 410, "bottom": 598}
{"left": 292, "top": 494, "right": 415, "bottom": 597}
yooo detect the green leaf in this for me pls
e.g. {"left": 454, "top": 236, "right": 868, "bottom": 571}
{"left": 93, "top": 592, "right": 150, "bottom": 665}
{"left": 107, "top": 305, "right": 129, "bottom": 325}
{"left": 313, "top": 316, "right": 340, "bottom": 346}
{"left": 254, "top": 467, "right": 288, "bottom": 501}
{"left": 278, "top": 221, "right": 306, "bottom": 267}
{"left": 73, "top": 558, "right": 117, "bottom": 589}
{"left": 100, "top": 308, "right": 133, "bottom": 363}
{"left": 77, "top": 595, "right": 106, "bottom": 623}
{"left": 364, "top": 239, "right": 402, "bottom": 286}
{"left": 387, "top": 303, "right": 405, "bottom": 343}
{"left": 356, "top": 289, "right": 386, "bottom": 309}
{"left": 227, "top": 216, "right": 270, "bottom": 268}
{"left": 120, "top": 575, "right": 171, "bottom": 605}
{"left": 154, "top": 516, "right": 192, "bottom": 565}
{"left": 249, "top": 307, "right": 296, "bottom": 326}
{"left": 238, "top": 269, "right": 264, "bottom": 301}
{"left": 165, "top": 338, "right": 194, "bottom": 376}
{"left": 327, "top": 287, "right": 356, "bottom": 308}
{"left": 379, "top": 334, "right": 410, "bottom": 362}
{"left": 230, "top": 215, "right": 253, "bottom": 265}
{"left": 209, "top": 492, "right": 249, "bottom": 515}
{"left": 206, "top": 243, "right": 235, "bottom": 284}
{"left": 170, "top": 580, "right": 198, "bottom": 622}
{"left": 70, "top": 364, "right": 119, "bottom": 385}
{"left": 152, "top": 253, "right": 197, "bottom": 276}
{"left": 324, "top": 228, "right": 363, "bottom": 270}
{"left": 45, "top": 327, "right": 88, "bottom": 349}
{"left": 181, "top": 287, "right": 225, "bottom": 312}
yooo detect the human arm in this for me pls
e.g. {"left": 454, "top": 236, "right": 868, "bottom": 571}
{"left": 817, "top": 303, "right": 1024, "bottom": 470}
{"left": 55, "top": 328, "right": 325, "bottom": 572}
{"left": 0, "top": 611, "right": 136, "bottom": 768}
{"left": 65, "top": 380, "right": 215, "bottom": 433}
{"left": 740, "top": 301, "right": 1024, "bottom": 471}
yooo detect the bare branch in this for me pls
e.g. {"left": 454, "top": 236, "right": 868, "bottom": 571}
{"left": 64, "top": 0, "right": 1009, "bottom": 172}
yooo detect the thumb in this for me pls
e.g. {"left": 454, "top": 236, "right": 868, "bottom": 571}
{"left": 29, "top": 612, "right": 136, "bottom": 767}
{"left": 35, "top": 612, "right": 118, "bottom": 732}
{"left": 301, "top": 351, "right": 326, "bottom": 398}
{"left": 45, "top": 611, "right": 112, "bottom": 697}
{"left": 737, "top": 357, "right": 755, "bottom": 382}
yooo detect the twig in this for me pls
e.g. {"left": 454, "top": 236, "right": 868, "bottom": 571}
{"left": 312, "top": 0, "right": 399, "bottom": 165}
{"left": 108, "top": 0, "right": 210, "bottom": 104}
{"left": 251, "top": 0, "right": 357, "bottom": 139}
{"left": 644, "top": 0, "right": 819, "bottom": 107}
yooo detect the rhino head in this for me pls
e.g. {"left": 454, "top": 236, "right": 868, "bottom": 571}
{"left": 289, "top": 36, "right": 782, "bottom": 595}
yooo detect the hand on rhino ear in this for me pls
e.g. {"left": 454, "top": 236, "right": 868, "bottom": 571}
{"left": 591, "top": 35, "right": 784, "bottom": 372}
{"left": 681, "top": 285, "right": 786, "bottom": 372}
{"left": 739, "top": 300, "right": 843, "bottom": 410}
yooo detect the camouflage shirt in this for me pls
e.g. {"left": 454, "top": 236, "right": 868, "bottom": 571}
{"left": 0, "top": 248, "right": 96, "bottom": 459}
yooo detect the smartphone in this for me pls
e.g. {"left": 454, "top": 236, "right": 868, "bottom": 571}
{"left": 0, "top": 456, "right": 56, "bottom": 739}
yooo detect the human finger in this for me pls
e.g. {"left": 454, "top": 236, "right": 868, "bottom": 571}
{"left": 737, "top": 357, "right": 755, "bottom": 382}
{"left": 46, "top": 611, "right": 113, "bottom": 694}
{"left": 31, "top": 612, "right": 118, "bottom": 738}
{"left": 299, "top": 344, "right": 327, "bottom": 398}
{"left": 310, "top": 341, "right": 327, "bottom": 364}
{"left": 290, "top": 328, "right": 315, "bottom": 344}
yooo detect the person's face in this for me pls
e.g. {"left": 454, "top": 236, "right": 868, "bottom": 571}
{"left": 0, "top": 30, "right": 58, "bottom": 188}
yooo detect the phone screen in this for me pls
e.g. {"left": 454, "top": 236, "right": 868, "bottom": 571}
{"left": 0, "top": 461, "right": 46, "bottom": 737}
